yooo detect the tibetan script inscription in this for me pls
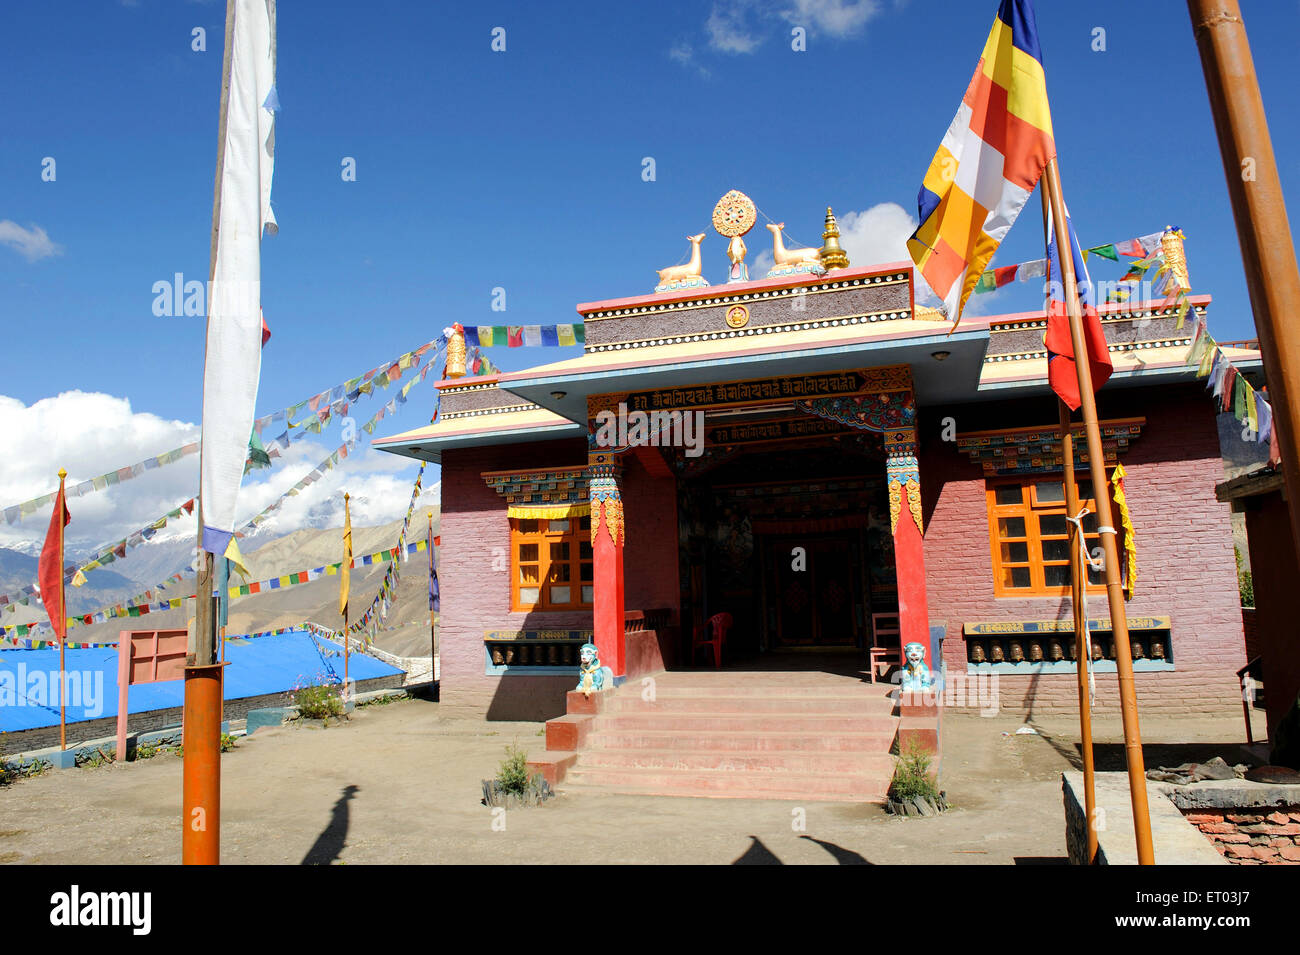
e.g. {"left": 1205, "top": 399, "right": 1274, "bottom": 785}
{"left": 626, "top": 370, "right": 869, "bottom": 413}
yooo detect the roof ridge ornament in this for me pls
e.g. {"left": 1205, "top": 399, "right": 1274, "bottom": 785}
{"left": 713, "top": 189, "right": 757, "bottom": 284}
{"left": 654, "top": 233, "right": 709, "bottom": 294}
{"left": 820, "top": 206, "right": 850, "bottom": 271}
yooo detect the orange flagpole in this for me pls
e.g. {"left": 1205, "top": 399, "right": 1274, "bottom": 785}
{"left": 342, "top": 492, "right": 351, "bottom": 699}
{"left": 1043, "top": 158, "right": 1155, "bottom": 863}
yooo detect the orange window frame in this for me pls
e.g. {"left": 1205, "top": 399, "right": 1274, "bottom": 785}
{"left": 986, "top": 476, "right": 1114, "bottom": 597}
{"left": 510, "top": 516, "right": 594, "bottom": 611}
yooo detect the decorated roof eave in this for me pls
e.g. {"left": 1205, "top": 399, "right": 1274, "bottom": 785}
{"left": 496, "top": 324, "right": 993, "bottom": 424}
{"left": 977, "top": 348, "right": 1265, "bottom": 398}
{"left": 374, "top": 417, "right": 585, "bottom": 464}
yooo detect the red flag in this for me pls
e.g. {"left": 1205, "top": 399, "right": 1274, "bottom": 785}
{"left": 37, "top": 473, "right": 70, "bottom": 642}
{"left": 1046, "top": 205, "right": 1112, "bottom": 411}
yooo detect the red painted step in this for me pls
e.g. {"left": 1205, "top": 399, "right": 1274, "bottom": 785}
{"left": 588, "top": 729, "right": 897, "bottom": 753}
{"left": 561, "top": 766, "right": 891, "bottom": 802}
{"left": 592, "top": 713, "right": 896, "bottom": 733}
{"left": 577, "top": 748, "right": 896, "bottom": 776}
{"left": 556, "top": 667, "right": 900, "bottom": 803}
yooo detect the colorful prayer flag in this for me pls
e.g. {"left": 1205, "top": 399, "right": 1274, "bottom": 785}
{"left": 907, "top": 0, "right": 1056, "bottom": 323}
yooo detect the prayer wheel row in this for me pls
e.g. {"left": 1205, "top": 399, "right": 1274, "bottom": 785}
{"left": 488, "top": 641, "right": 581, "bottom": 667}
{"left": 966, "top": 635, "right": 1167, "bottom": 664}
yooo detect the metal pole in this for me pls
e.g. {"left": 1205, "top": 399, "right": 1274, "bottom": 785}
{"left": 184, "top": 0, "right": 237, "bottom": 867}
{"left": 1043, "top": 158, "right": 1155, "bottom": 864}
{"left": 1188, "top": 0, "right": 1300, "bottom": 556}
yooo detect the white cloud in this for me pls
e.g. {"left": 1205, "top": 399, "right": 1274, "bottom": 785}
{"left": 0, "top": 391, "right": 426, "bottom": 569}
{"left": 694, "top": 0, "right": 883, "bottom": 59}
{"left": 0, "top": 221, "right": 63, "bottom": 262}
{"left": 707, "top": 3, "right": 763, "bottom": 53}
{"left": 834, "top": 202, "right": 938, "bottom": 304}
{"left": 783, "top": 0, "right": 882, "bottom": 38}
{"left": 835, "top": 202, "right": 915, "bottom": 268}
{"left": 668, "top": 40, "right": 711, "bottom": 78}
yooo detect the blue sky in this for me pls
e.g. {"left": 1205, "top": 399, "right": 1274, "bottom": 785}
{"left": 1, "top": 0, "right": 1298, "bottom": 548}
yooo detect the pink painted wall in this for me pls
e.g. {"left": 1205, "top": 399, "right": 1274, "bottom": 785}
{"left": 439, "top": 438, "right": 592, "bottom": 721}
{"left": 620, "top": 454, "right": 681, "bottom": 628}
{"left": 439, "top": 441, "right": 682, "bottom": 719}
{"left": 919, "top": 385, "right": 1246, "bottom": 718}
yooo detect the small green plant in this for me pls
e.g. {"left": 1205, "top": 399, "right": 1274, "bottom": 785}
{"left": 77, "top": 749, "right": 113, "bottom": 769}
{"left": 293, "top": 682, "right": 345, "bottom": 722}
{"left": 495, "top": 743, "right": 532, "bottom": 795}
{"left": 0, "top": 757, "right": 51, "bottom": 786}
{"left": 889, "top": 739, "right": 941, "bottom": 803}
{"left": 220, "top": 733, "right": 238, "bottom": 753}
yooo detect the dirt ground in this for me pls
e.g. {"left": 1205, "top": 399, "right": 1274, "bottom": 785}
{"left": 0, "top": 700, "right": 1264, "bottom": 865}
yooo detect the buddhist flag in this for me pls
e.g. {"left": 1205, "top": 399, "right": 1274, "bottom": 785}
{"left": 339, "top": 494, "right": 352, "bottom": 619}
{"left": 907, "top": 0, "right": 1055, "bottom": 324}
{"left": 37, "top": 472, "right": 70, "bottom": 642}
{"left": 1046, "top": 203, "right": 1112, "bottom": 410}
{"left": 200, "top": 0, "right": 277, "bottom": 554}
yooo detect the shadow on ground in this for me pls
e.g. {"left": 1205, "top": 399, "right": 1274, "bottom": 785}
{"left": 302, "top": 784, "right": 358, "bottom": 865}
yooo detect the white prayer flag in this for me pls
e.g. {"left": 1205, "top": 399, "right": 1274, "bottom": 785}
{"left": 200, "top": 0, "right": 277, "bottom": 554}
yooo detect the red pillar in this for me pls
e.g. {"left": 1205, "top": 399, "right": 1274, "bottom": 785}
{"left": 886, "top": 427, "right": 931, "bottom": 652}
{"left": 892, "top": 507, "right": 931, "bottom": 648}
{"left": 588, "top": 453, "right": 626, "bottom": 678}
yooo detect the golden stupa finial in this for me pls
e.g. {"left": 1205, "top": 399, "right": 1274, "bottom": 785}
{"left": 819, "top": 206, "right": 850, "bottom": 271}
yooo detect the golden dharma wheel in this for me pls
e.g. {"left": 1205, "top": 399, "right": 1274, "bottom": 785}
{"left": 712, "top": 189, "right": 757, "bottom": 238}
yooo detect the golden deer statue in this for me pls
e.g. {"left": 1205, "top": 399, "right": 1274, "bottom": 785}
{"left": 656, "top": 233, "right": 706, "bottom": 286}
{"left": 766, "top": 222, "right": 822, "bottom": 268}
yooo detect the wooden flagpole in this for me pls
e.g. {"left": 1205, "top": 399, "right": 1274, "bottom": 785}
{"left": 1041, "top": 186, "right": 1099, "bottom": 863}
{"left": 1059, "top": 404, "right": 1100, "bottom": 862}
{"left": 1188, "top": 0, "right": 1300, "bottom": 560}
{"left": 1043, "top": 158, "right": 1155, "bottom": 863}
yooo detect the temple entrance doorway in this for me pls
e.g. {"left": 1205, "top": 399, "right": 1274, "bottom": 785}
{"left": 675, "top": 433, "right": 898, "bottom": 665}
{"left": 762, "top": 532, "right": 859, "bottom": 648}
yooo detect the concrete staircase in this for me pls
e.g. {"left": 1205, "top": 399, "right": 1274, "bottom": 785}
{"left": 532, "top": 668, "right": 898, "bottom": 802}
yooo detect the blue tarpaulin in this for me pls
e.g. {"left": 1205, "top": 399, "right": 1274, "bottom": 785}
{"left": 0, "top": 631, "right": 402, "bottom": 732}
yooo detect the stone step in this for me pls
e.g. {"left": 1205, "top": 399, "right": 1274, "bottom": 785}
{"left": 561, "top": 766, "right": 891, "bottom": 802}
{"left": 606, "top": 695, "right": 895, "bottom": 715}
{"left": 576, "top": 748, "right": 896, "bottom": 775}
{"left": 592, "top": 712, "right": 897, "bottom": 734}
{"left": 650, "top": 671, "right": 875, "bottom": 687}
{"left": 587, "top": 728, "right": 897, "bottom": 753}
{"left": 636, "top": 683, "right": 893, "bottom": 700}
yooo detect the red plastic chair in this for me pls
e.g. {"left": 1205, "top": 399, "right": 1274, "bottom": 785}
{"left": 869, "top": 612, "right": 901, "bottom": 683}
{"left": 692, "top": 612, "right": 732, "bottom": 669}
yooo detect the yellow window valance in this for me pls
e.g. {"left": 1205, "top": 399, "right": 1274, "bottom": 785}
{"left": 507, "top": 502, "right": 591, "bottom": 520}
